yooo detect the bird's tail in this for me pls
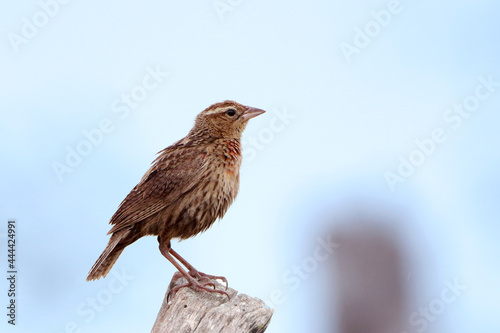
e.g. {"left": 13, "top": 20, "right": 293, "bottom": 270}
{"left": 87, "top": 235, "right": 124, "bottom": 281}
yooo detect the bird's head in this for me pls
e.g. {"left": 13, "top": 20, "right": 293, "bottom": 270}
{"left": 190, "top": 101, "right": 265, "bottom": 140}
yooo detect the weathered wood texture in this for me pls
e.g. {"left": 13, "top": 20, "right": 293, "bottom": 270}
{"left": 151, "top": 276, "right": 274, "bottom": 333}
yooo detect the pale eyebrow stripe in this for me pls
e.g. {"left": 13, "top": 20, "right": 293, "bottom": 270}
{"left": 204, "top": 107, "right": 227, "bottom": 115}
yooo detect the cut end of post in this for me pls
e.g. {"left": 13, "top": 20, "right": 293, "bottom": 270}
{"left": 151, "top": 274, "right": 274, "bottom": 333}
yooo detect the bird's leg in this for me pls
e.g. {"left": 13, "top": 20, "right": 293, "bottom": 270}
{"left": 158, "top": 237, "right": 229, "bottom": 301}
{"left": 168, "top": 247, "right": 228, "bottom": 290}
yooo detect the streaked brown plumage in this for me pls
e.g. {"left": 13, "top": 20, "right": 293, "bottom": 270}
{"left": 87, "top": 101, "right": 265, "bottom": 297}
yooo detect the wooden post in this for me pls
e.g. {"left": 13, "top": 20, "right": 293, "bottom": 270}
{"left": 151, "top": 275, "right": 274, "bottom": 333}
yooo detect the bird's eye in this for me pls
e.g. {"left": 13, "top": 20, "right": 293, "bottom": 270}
{"left": 226, "top": 109, "right": 236, "bottom": 117}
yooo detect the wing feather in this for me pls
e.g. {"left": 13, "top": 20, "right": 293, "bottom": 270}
{"left": 107, "top": 145, "right": 209, "bottom": 234}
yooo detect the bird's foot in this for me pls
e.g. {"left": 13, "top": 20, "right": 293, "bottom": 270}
{"left": 171, "top": 269, "right": 228, "bottom": 290}
{"left": 189, "top": 270, "right": 228, "bottom": 290}
{"left": 167, "top": 274, "right": 230, "bottom": 302}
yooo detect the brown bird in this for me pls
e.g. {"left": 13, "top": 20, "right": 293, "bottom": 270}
{"left": 87, "top": 100, "right": 265, "bottom": 298}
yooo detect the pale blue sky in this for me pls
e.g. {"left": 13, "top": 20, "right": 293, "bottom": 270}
{"left": 1, "top": 1, "right": 499, "bottom": 332}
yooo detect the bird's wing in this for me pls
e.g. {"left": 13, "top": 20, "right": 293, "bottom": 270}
{"left": 107, "top": 145, "right": 210, "bottom": 234}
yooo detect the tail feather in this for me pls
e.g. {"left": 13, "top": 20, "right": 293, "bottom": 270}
{"left": 87, "top": 235, "right": 124, "bottom": 281}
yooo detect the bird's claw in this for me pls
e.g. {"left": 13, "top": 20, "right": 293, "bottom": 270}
{"left": 202, "top": 282, "right": 216, "bottom": 289}
{"left": 189, "top": 270, "right": 228, "bottom": 290}
{"left": 167, "top": 276, "right": 230, "bottom": 302}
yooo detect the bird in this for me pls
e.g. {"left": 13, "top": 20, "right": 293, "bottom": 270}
{"left": 87, "top": 100, "right": 265, "bottom": 298}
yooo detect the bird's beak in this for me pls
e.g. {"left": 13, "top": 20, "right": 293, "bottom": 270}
{"left": 240, "top": 106, "right": 266, "bottom": 121}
